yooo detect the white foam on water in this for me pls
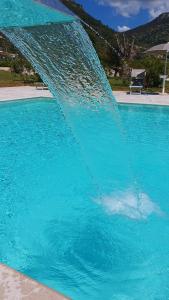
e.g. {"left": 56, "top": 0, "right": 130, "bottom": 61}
{"left": 96, "top": 190, "right": 163, "bottom": 220}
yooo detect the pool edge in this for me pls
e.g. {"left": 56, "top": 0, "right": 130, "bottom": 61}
{"left": 0, "top": 263, "right": 70, "bottom": 300}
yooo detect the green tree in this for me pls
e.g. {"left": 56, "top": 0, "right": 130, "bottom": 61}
{"left": 131, "top": 55, "right": 164, "bottom": 88}
{"left": 11, "top": 58, "right": 24, "bottom": 74}
{"left": 143, "top": 56, "right": 164, "bottom": 87}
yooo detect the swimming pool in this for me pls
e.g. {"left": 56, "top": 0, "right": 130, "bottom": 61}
{"left": 0, "top": 98, "right": 169, "bottom": 299}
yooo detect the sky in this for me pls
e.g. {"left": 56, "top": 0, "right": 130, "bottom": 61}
{"left": 75, "top": 0, "right": 169, "bottom": 31}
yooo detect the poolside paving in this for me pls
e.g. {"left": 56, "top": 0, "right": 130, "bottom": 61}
{"left": 0, "top": 264, "right": 70, "bottom": 300}
{"left": 0, "top": 86, "right": 169, "bottom": 105}
{"left": 0, "top": 86, "right": 51, "bottom": 101}
{"left": 113, "top": 91, "right": 169, "bottom": 106}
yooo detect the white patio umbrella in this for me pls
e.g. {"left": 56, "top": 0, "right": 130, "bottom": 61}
{"left": 145, "top": 42, "right": 169, "bottom": 94}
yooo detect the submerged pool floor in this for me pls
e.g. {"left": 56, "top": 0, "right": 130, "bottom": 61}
{"left": 1, "top": 98, "right": 169, "bottom": 299}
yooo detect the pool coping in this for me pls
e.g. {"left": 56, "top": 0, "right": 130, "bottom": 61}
{"left": 0, "top": 263, "right": 70, "bottom": 300}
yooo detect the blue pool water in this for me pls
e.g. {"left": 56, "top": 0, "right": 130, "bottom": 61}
{"left": 1, "top": 98, "right": 169, "bottom": 299}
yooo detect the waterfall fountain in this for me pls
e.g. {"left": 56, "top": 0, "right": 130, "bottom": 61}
{"left": 0, "top": 0, "right": 139, "bottom": 197}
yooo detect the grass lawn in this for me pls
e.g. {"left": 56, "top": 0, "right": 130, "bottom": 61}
{"left": 0, "top": 71, "right": 38, "bottom": 87}
{"left": 108, "top": 77, "right": 169, "bottom": 93}
{"left": 0, "top": 71, "right": 169, "bottom": 93}
{"left": 108, "top": 77, "right": 130, "bottom": 91}
{"left": 0, "top": 71, "right": 25, "bottom": 87}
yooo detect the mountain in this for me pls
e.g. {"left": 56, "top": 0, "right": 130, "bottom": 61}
{"left": 61, "top": 1, "right": 169, "bottom": 49}
{"left": 61, "top": 1, "right": 169, "bottom": 58}
{"left": 1, "top": 0, "right": 169, "bottom": 70}
{"left": 61, "top": 0, "right": 116, "bottom": 42}
{"left": 60, "top": 0, "right": 118, "bottom": 66}
{"left": 0, "top": 0, "right": 118, "bottom": 68}
{"left": 126, "top": 13, "right": 169, "bottom": 47}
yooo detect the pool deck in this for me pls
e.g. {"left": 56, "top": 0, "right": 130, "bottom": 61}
{"left": 0, "top": 87, "right": 169, "bottom": 105}
{"left": 0, "top": 86, "right": 51, "bottom": 101}
{"left": 113, "top": 91, "right": 169, "bottom": 106}
{"left": 0, "top": 263, "right": 70, "bottom": 300}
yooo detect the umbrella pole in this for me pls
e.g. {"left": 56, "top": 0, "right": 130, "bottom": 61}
{"left": 162, "top": 51, "right": 168, "bottom": 94}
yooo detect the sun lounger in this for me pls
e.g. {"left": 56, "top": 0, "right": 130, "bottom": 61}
{"left": 129, "top": 78, "right": 144, "bottom": 95}
{"left": 129, "top": 84, "right": 143, "bottom": 95}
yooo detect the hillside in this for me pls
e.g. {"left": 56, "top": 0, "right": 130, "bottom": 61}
{"left": 0, "top": 0, "right": 119, "bottom": 69}
{"left": 61, "top": 0, "right": 118, "bottom": 66}
{"left": 1, "top": 1, "right": 169, "bottom": 71}
{"left": 127, "top": 12, "right": 169, "bottom": 47}
{"left": 61, "top": 1, "right": 169, "bottom": 57}
{"left": 61, "top": 1, "right": 169, "bottom": 50}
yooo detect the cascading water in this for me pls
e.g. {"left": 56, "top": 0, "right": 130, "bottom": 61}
{"left": 1, "top": 1, "right": 138, "bottom": 197}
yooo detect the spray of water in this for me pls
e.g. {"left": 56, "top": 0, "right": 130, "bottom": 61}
{"left": 95, "top": 189, "right": 163, "bottom": 220}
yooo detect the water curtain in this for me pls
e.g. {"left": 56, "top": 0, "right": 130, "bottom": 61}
{"left": 1, "top": 0, "right": 139, "bottom": 201}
